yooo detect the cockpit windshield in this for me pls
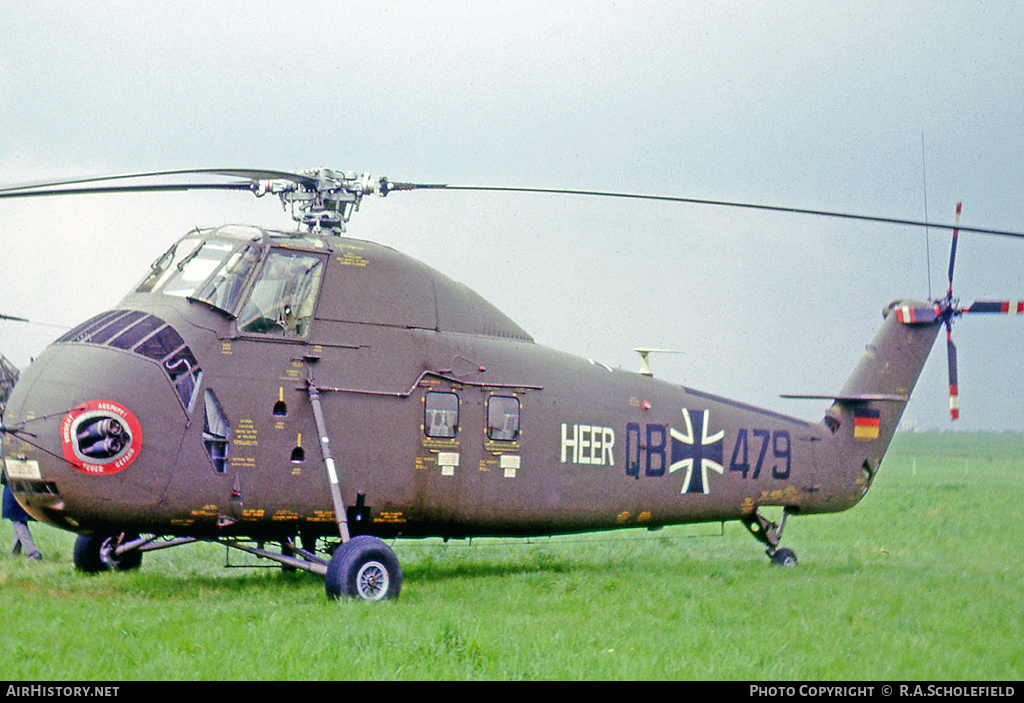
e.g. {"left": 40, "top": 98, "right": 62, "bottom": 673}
{"left": 136, "top": 228, "right": 261, "bottom": 315}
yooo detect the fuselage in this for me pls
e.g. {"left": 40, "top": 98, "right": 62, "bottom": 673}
{"left": 2, "top": 225, "right": 934, "bottom": 542}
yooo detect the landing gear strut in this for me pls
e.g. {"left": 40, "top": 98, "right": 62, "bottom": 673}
{"left": 741, "top": 508, "right": 797, "bottom": 567}
{"left": 306, "top": 377, "right": 403, "bottom": 600}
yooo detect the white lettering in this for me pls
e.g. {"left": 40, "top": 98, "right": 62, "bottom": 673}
{"left": 560, "top": 423, "right": 576, "bottom": 463}
{"left": 559, "top": 423, "right": 616, "bottom": 467}
{"left": 602, "top": 427, "right": 615, "bottom": 466}
{"left": 578, "top": 424, "right": 591, "bottom": 464}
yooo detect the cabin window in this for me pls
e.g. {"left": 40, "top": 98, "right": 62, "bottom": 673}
{"left": 424, "top": 391, "right": 459, "bottom": 438}
{"left": 237, "top": 251, "right": 325, "bottom": 337}
{"left": 487, "top": 395, "right": 520, "bottom": 441}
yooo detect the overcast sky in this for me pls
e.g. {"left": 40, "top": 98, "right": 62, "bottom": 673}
{"left": 2, "top": 1, "right": 1023, "bottom": 431}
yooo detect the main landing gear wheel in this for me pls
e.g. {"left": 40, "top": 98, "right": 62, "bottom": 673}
{"left": 73, "top": 532, "right": 143, "bottom": 573}
{"left": 325, "top": 535, "right": 402, "bottom": 601}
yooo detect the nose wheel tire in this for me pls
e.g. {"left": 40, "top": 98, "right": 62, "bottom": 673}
{"left": 325, "top": 535, "right": 402, "bottom": 601}
{"left": 73, "top": 532, "right": 143, "bottom": 573}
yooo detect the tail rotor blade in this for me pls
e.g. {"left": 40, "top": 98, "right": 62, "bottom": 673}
{"left": 894, "top": 303, "right": 940, "bottom": 324}
{"left": 947, "top": 326, "right": 960, "bottom": 421}
{"left": 946, "top": 202, "right": 962, "bottom": 297}
{"left": 964, "top": 301, "right": 1024, "bottom": 315}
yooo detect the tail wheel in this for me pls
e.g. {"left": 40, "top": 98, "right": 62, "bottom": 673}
{"left": 769, "top": 547, "right": 798, "bottom": 567}
{"left": 325, "top": 535, "right": 402, "bottom": 601}
{"left": 73, "top": 532, "right": 143, "bottom": 573}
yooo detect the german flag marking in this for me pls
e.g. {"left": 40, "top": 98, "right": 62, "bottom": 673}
{"left": 853, "top": 408, "right": 881, "bottom": 440}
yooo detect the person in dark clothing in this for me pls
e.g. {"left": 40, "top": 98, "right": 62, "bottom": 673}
{"left": 3, "top": 478, "right": 42, "bottom": 560}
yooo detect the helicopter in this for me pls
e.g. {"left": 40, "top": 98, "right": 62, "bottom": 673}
{"left": 0, "top": 354, "right": 18, "bottom": 413}
{"left": 1, "top": 168, "right": 1021, "bottom": 601}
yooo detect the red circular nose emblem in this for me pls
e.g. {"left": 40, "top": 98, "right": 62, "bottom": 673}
{"left": 61, "top": 400, "right": 143, "bottom": 475}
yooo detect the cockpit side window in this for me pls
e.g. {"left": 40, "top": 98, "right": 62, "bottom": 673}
{"left": 237, "top": 250, "right": 325, "bottom": 337}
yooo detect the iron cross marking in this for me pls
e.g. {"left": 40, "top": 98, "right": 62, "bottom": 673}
{"left": 669, "top": 408, "right": 725, "bottom": 494}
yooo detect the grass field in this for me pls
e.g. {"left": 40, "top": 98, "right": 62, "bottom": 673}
{"left": 1, "top": 432, "right": 1021, "bottom": 681}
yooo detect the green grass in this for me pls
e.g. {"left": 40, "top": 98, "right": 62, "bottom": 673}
{"left": 2, "top": 432, "right": 1022, "bottom": 680}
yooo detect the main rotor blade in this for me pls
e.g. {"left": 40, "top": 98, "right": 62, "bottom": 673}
{"left": 4, "top": 171, "right": 1023, "bottom": 240}
{"left": 0, "top": 168, "right": 316, "bottom": 196}
{"left": 0, "top": 182, "right": 257, "bottom": 200}
{"left": 395, "top": 183, "right": 1024, "bottom": 239}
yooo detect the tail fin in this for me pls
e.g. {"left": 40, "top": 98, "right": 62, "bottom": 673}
{"left": 803, "top": 300, "right": 943, "bottom": 509}
{"left": 776, "top": 302, "right": 942, "bottom": 515}
{"left": 825, "top": 300, "right": 942, "bottom": 444}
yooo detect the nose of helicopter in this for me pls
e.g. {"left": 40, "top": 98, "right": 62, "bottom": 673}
{"left": 2, "top": 320, "right": 198, "bottom": 533}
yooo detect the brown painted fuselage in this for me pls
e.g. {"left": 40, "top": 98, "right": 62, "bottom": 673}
{"left": 2, "top": 225, "right": 940, "bottom": 546}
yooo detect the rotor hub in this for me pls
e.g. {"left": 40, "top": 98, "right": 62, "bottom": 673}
{"left": 261, "top": 168, "right": 389, "bottom": 233}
